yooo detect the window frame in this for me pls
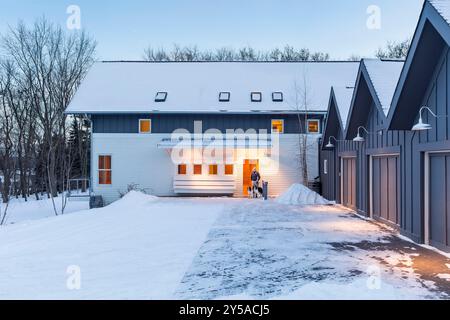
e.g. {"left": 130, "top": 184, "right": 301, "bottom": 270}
{"left": 219, "top": 92, "right": 231, "bottom": 102}
{"left": 272, "top": 92, "right": 283, "bottom": 102}
{"left": 224, "top": 164, "right": 234, "bottom": 175}
{"left": 98, "top": 155, "right": 112, "bottom": 186}
{"left": 155, "top": 92, "right": 168, "bottom": 102}
{"left": 307, "top": 119, "right": 321, "bottom": 134}
{"left": 193, "top": 164, "right": 202, "bottom": 175}
{"left": 139, "top": 119, "right": 152, "bottom": 134}
{"left": 251, "top": 92, "right": 262, "bottom": 102}
{"left": 177, "top": 164, "right": 187, "bottom": 175}
{"left": 208, "top": 164, "right": 218, "bottom": 175}
{"left": 271, "top": 119, "right": 285, "bottom": 134}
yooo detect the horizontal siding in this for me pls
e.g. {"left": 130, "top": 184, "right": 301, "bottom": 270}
{"left": 92, "top": 113, "right": 324, "bottom": 134}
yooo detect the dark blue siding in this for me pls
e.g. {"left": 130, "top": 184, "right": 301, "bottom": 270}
{"left": 92, "top": 113, "right": 324, "bottom": 134}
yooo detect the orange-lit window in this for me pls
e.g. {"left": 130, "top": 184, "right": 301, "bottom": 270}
{"left": 209, "top": 164, "right": 218, "bottom": 175}
{"left": 193, "top": 165, "right": 202, "bottom": 175}
{"left": 271, "top": 119, "right": 284, "bottom": 133}
{"left": 139, "top": 119, "right": 151, "bottom": 133}
{"left": 178, "top": 164, "right": 187, "bottom": 175}
{"left": 98, "top": 155, "right": 112, "bottom": 185}
{"left": 225, "top": 164, "right": 234, "bottom": 175}
{"left": 307, "top": 120, "right": 320, "bottom": 134}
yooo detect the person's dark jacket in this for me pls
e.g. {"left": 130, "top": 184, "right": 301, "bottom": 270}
{"left": 251, "top": 170, "right": 261, "bottom": 182}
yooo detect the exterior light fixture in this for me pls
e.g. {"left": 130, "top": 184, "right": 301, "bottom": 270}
{"left": 353, "top": 126, "right": 370, "bottom": 142}
{"left": 412, "top": 106, "right": 438, "bottom": 131}
{"left": 325, "top": 136, "right": 338, "bottom": 148}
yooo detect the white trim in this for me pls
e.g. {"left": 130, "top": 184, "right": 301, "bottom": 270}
{"left": 271, "top": 119, "right": 285, "bottom": 134}
{"left": 424, "top": 151, "right": 430, "bottom": 246}
{"left": 369, "top": 155, "right": 373, "bottom": 219}
{"left": 307, "top": 119, "right": 321, "bottom": 134}
{"left": 138, "top": 119, "right": 152, "bottom": 134}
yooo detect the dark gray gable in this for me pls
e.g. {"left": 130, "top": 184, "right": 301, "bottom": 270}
{"left": 344, "top": 62, "right": 386, "bottom": 140}
{"left": 387, "top": 0, "right": 450, "bottom": 130}
{"left": 321, "top": 88, "right": 343, "bottom": 150}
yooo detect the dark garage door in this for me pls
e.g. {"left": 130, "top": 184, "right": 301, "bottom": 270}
{"left": 342, "top": 157, "right": 356, "bottom": 210}
{"left": 372, "top": 155, "right": 400, "bottom": 225}
{"left": 429, "top": 153, "right": 450, "bottom": 252}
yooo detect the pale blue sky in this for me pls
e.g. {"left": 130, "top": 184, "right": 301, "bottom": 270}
{"left": 0, "top": 0, "right": 424, "bottom": 60}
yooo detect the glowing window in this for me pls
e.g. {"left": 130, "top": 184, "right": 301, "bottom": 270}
{"left": 98, "top": 155, "right": 112, "bottom": 185}
{"left": 139, "top": 119, "right": 151, "bottom": 133}
{"left": 178, "top": 164, "right": 187, "bottom": 175}
{"left": 193, "top": 165, "right": 202, "bottom": 175}
{"left": 271, "top": 119, "right": 284, "bottom": 133}
{"left": 307, "top": 120, "right": 320, "bottom": 134}
{"left": 209, "top": 164, "right": 218, "bottom": 175}
{"left": 225, "top": 164, "right": 234, "bottom": 175}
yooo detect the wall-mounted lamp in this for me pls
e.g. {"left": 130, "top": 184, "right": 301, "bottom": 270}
{"left": 325, "top": 136, "right": 338, "bottom": 148}
{"left": 353, "top": 126, "right": 370, "bottom": 142}
{"left": 411, "top": 106, "right": 445, "bottom": 131}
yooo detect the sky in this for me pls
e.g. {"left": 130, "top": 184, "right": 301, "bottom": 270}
{"left": 0, "top": 0, "right": 424, "bottom": 61}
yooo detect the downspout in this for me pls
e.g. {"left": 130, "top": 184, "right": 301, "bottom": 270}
{"left": 84, "top": 113, "right": 93, "bottom": 196}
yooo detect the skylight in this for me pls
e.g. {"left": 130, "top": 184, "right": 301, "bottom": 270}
{"left": 155, "top": 92, "right": 167, "bottom": 102}
{"left": 251, "top": 92, "right": 262, "bottom": 102}
{"left": 272, "top": 92, "right": 283, "bottom": 102}
{"left": 219, "top": 92, "right": 230, "bottom": 102}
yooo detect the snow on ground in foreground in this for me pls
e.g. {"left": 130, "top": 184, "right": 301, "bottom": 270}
{"left": 1, "top": 194, "right": 89, "bottom": 225}
{"left": 0, "top": 193, "right": 445, "bottom": 299}
{"left": 0, "top": 191, "right": 222, "bottom": 299}
{"left": 276, "top": 184, "right": 331, "bottom": 206}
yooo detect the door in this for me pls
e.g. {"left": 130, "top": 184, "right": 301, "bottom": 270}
{"left": 372, "top": 155, "right": 400, "bottom": 225}
{"left": 342, "top": 157, "right": 356, "bottom": 210}
{"left": 243, "top": 159, "right": 259, "bottom": 196}
{"left": 428, "top": 153, "right": 450, "bottom": 252}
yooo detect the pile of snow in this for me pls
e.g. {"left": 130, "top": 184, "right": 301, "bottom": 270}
{"left": 108, "top": 190, "right": 158, "bottom": 209}
{"left": 276, "top": 184, "right": 331, "bottom": 206}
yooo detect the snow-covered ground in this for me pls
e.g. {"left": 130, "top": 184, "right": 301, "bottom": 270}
{"left": 0, "top": 192, "right": 448, "bottom": 300}
{"left": 1, "top": 194, "right": 89, "bottom": 225}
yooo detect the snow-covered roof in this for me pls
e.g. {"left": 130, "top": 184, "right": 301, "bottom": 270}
{"left": 430, "top": 0, "right": 450, "bottom": 24}
{"left": 362, "top": 59, "right": 404, "bottom": 115}
{"left": 66, "top": 61, "right": 359, "bottom": 114}
{"left": 332, "top": 86, "right": 354, "bottom": 129}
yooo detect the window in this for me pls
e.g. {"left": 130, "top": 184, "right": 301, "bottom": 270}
{"left": 307, "top": 119, "right": 320, "bottom": 134}
{"left": 98, "top": 155, "right": 112, "bottom": 185}
{"left": 225, "top": 164, "right": 234, "bottom": 175}
{"left": 139, "top": 119, "right": 151, "bottom": 133}
{"left": 193, "top": 164, "right": 202, "bottom": 175}
{"left": 155, "top": 92, "right": 167, "bottom": 102}
{"left": 219, "top": 92, "right": 230, "bottom": 102}
{"left": 271, "top": 119, "right": 284, "bottom": 133}
{"left": 251, "top": 92, "right": 262, "bottom": 102}
{"left": 324, "top": 159, "right": 328, "bottom": 175}
{"left": 178, "top": 164, "right": 187, "bottom": 175}
{"left": 272, "top": 92, "right": 283, "bottom": 102}
{"left": 209, "top": 164, "right": 218, "bottom": 175}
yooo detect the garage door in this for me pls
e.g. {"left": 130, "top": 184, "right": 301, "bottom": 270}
{"left": 342, "top": 157, "right": 356, "bottom": 210}
{"left": 372, "top": 155, "right": 400, "bottom": 225}
{"left": 429, "top": 153, "right": 450, "bottom": 252}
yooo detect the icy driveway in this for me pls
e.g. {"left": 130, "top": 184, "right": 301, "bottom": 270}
{"left": 174, "top": 199, "right": 450, "bottom": 300}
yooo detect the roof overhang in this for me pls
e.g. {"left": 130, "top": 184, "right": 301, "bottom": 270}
{"left": 157, "top": 138, "right": 274, "bottom": 149}
{"left": 387, "top": 0, "right": 450, "bottom": 130}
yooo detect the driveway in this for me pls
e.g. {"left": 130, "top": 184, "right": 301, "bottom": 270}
{"left": 174, "top": 199, "right": 450, "bottom": 300}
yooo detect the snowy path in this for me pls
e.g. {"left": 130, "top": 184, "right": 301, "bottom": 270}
{"left": 175, "top": 201, "right": 450, "bottom": 300}
{"left": 0, "top": 193, "right": 449, "bottom": 299}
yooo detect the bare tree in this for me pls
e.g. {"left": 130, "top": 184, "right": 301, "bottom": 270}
{"left": 376, "top": 39, "right": 411, "bottom": 59}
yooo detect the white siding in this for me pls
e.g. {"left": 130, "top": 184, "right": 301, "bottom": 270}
{"left": 92, "top": 133, "right": 320, "bottom": 203}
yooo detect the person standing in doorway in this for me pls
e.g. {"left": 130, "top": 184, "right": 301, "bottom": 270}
{"left": 251, "top": 167, "right": 261, "bottom": 198}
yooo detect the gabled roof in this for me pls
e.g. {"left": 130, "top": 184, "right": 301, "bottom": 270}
{"left": 321, "top": 86, "right": 355, "bottom": 150}
{"left": 66, "top": 61, "right": 359, "bottom": 114}
{"left": 344, "top": 59, "right": 404, "bottom": 139}
{"left": 387, "top": 0, "right": 450, "bottom": 129}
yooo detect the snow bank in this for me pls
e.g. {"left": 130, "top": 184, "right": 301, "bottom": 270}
{"left": 275, "top": 184, "right": 331, "bottom": 206}
{"left": 108, "top": 190, "right": 158, "bottom": 209}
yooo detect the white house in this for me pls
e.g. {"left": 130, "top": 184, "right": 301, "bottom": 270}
{"left": 66, "top": 61, "right": 359, "bottom": 203}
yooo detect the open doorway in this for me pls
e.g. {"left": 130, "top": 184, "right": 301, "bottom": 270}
{"left": 243, "top": 159, "right": 259, "bottom": 196}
